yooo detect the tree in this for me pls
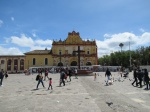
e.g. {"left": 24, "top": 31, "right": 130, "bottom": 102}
{"left": 98, "top": 46, "right": 150, "bottom": 68}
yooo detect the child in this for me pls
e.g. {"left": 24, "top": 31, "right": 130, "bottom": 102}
{"left": 94, "top": 73, "right": 97, "bottom": 81}
{"left": 44, "top": 70, "right": 48, "bottom": 81}
{"left": 5, "top": 71, "right": 8, "bottom": 79}
{"left": 48, "top": 78, "right": 53, "bottom": 90}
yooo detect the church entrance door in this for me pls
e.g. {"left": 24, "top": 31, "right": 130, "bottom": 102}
{"left": 71, "top": 61, "right": 77, "bottom": 66}
{"left": 58, "top": 62, "right": 63, "bottom": 66}
{"left": 86, "top": 62, "right": 92, "bottom": 66}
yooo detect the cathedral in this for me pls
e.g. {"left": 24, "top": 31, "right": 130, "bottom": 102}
{"left": 0, "top": 31, "right": 98, "bottom": 73}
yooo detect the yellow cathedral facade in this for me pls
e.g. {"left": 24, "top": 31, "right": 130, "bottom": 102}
{"left": 0, "top": 31, "right": 98, "bottom": 73}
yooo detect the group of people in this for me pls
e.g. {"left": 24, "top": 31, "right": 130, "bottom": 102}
{"left": 104, "top": 68, "right": 150, "bottom": 89}
{"left": 132, "top": 68, "right": 150, "bottom": 90}
{"left": 36, "top": 68, "right": 77, "bottom": 90}
{"left": 36, "top": 69, "right": 53, "bottom": 90}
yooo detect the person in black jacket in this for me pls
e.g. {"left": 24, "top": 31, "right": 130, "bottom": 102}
{"left": 137, "top": 69, "right": 143, "bottom": 88}
{"left": 68, "top": 69, "right": 72, "bottom": 82}
{"left": 59, "top": 69, "right": 65, "bottom": 86}
{"left": 105, "top": 68, "right": 112, "bottom": 85}
{"left": 132, "top": 69, "right": 138, "bottom": 86}
{"left": 0, "top": 69, "right": 4, "bottom": 86}
{"left": 144, "top": 69, "right": 149, "bottom": 90}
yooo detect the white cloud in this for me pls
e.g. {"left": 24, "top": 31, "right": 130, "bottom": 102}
{"left": 0, "top": 46, "right": 23, "bottom": 55}
{"left": 30, "top": 46, "right": 51, "bottom": 51}
{"left": 1, "top": 32, "right": 150, "bottom": 58}
{"left": 1, "top": 34, "right": 53, "bottom": 55}
{"left": 35, "top": 39, "right": 53, "bottom": 45}
{"left": 0, "top": 19, "right": 3, "bottom": 27}
{"left": 5, "top": 37, "right": 11, "bottom": 43}
{"left": 11, "top": 17, "right": 14, "bottom": 21}
{"left": 9, "top": 34, "right": 53, "bottom": 48}
{"left": 97, "top": 32, "right": 150, "bottom": 57}
{"left": 32, "top": 33, "right": 36, "bottom": 37}
{"left": 10, "top": 34, "right": 34, "bottom": 47}
{"left": 139, "top": 28, "right": 145, "bottom": 33}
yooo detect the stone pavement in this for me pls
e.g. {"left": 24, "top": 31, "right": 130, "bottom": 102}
{"left": 0, "top": 72, "right": 150, "bottom": 112}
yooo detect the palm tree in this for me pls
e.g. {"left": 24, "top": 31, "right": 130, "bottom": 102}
{"left": 119, "top": 43, "right": 124, "bottom": 52}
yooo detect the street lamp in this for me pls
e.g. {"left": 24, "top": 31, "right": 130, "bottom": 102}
{"left": 119, "top": 43, "right": 124, "bottom": 52}
{"left": 129, "top": 37, "right": 131, "bottom": 70}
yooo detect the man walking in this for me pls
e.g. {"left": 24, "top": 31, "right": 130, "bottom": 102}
{"left": 105, "top": 68, "right": 112, "bottom": 85}
{"left": 137, "top": 69, "right": 143, "bottom": 88}
{"left": 36, "top": 74, "right": 45, "bottom": 89}
{"left": 132, "top": 69, "right": 138, "bottom": 86}
{"left": 0, "top": 69, "right": 4, "bottom": 86}
{"left": 59, "top": 69, "right": 65, "bottom": 86}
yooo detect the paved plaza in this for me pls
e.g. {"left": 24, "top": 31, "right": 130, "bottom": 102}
{"left": 0, "top": 72, "right": 150, "bottom": 112}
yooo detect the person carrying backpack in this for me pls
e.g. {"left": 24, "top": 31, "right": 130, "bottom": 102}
{"left": 36, "top": 74, "right": 45, "bottom": 89}
{"left": 105, "top": 68, "right": 112, "bottom": 85}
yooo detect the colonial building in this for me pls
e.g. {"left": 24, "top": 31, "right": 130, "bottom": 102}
{"left": 52, "top": 31, "right": 98, "bottom": 66}
{"left": 24, "top": 49, "right": 53, "bottom": 69}
{"left": 0, "top": 55, "right": 25, "bottom": 73}
{"left": 24, "top": 31, "right": 98, "bottom": 69}
{"left": 0, "top": 31, "right": 98, "bottom": 72}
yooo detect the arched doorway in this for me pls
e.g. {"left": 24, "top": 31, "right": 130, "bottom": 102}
{"left": 58, "top": 62, "right": 63, "bottom": 66}
{"left": 71, "top": 61, "right": 77, "bottom": 66}
{"left": 86, "top": 62, "right": 92, "bottom": 66}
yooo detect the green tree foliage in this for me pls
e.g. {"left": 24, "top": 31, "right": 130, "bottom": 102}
{"left": 98, "top": 46, "right": 150, "bottom": 68}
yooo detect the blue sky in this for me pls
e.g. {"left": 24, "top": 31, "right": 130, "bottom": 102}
{"left": 0, "top": 0, "right": 150, "bottom": 57}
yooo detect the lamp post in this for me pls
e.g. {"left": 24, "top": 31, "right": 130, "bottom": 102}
{"left": 119, "top": 43, "right": 124, "bottom": 52}
{"left": 129, "top": 37, "right": 131, "bottom": 70}
{"left": 59, "top": 49, "right": 62, "bottom": 67}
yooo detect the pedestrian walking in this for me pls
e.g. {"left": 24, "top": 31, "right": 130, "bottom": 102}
{"left": 44, "top": 69, "right": 48, "bottom": 81}
{"left": 105, "top": 68, "right": 112, "bottom": 85}
{"left": 36, "top": 74, "right": 45, "bottom": 89}
{"left": 0, "top": 69, "right": 4, "bottom": 86}
{"left": 141, "top": 69, "right": 146, "bottom": 85}
{"left": 74, "top": 68, "right": 78, "bottom": 79}
{"left": 94, "top": 73, "right": 97, "bottom": 81}
{"left": 137, "top": 69, "right": 143, "bottom": 88}
{"left": 48, "top": 78, "right": 53, "bottom": 90}
{"left": 120, "top": 67, "right": 123, "bottom": 77}
{"left": 59, "top": 69, "right": 65, "bottom": 86}
{"left": 144, "top": 69, "right": 150, "bottom": 90}
{"left": 132, "top": 69, "right": 138, "bottom": 86}
{"left": 68, "top": 69, "right": 72, "bottom": 82}
{"left": 5, "top": 71, "right": 8, "bottom": 79}
{"left": 64, "top": 68, "right": 68, "bottom": 82}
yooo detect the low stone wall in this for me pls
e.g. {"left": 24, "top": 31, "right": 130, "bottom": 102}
{"left": 140, "top": 66, "right": 150, "bottom": 72}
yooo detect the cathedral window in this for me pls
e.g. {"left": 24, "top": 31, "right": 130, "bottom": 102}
{"left": 45, "top": 58, "right": 48, "bottom": 65}
{"left": 33, "top": 58, "right": 36, "bottom": 65}
{"left": 65, "top": 50, "right": 68, "bottom": 54}
{"left": 20, "top": 59, "right": 24, "bottom": 70}
{"left": 1, "top": 60, "right": 4, "bottom": 64}
{"left": 59, "top": 50, "right": 62, "bottom": 55}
